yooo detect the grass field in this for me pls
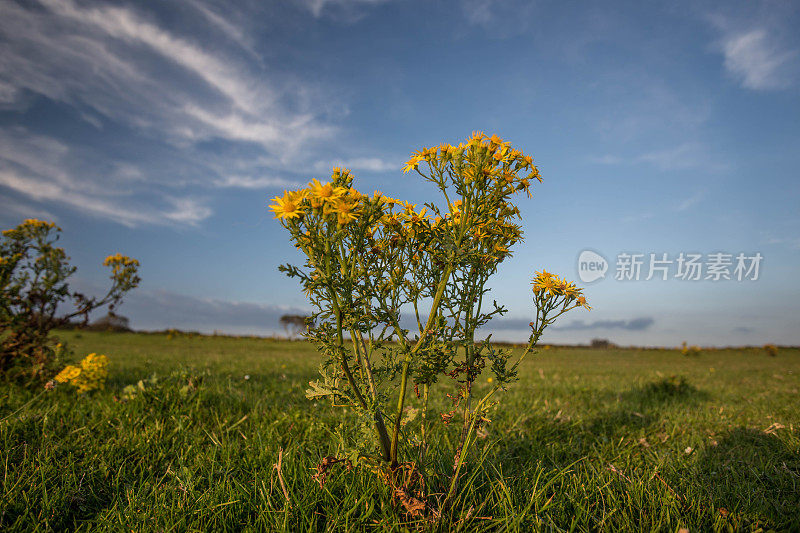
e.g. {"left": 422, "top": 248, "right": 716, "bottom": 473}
{"left": 1, "top": 331, "right": 798, "bottom": 531}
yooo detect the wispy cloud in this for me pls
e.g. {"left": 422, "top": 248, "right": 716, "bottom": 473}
{"left": 707, "top": 7, "right": 799, "bottom": 92}
{"left": 297, "top": 0, "right": 391, "bottom": 19}
{"left": 0, "top": 0, "right": 343, "bottom": 226}
{"left": 312, "top": 157, "right": 398, "bottom": 173}
{"left": 213, "top": 175, "right": 302, "bottom": 190}
{"left": 117, "top": 289, "right": 309, "bottom": 332}
{"left": 763, "top": 235, "right": 800, "bottom": 250}
{"left": 460, "top": 0, "right": 535, "bottom": 37}
{"left": 0, "top": 128, "right": 212, "bottom": 227}
{"left": 487, "top": 316, "right": 655, "bottom": 332}
{"left": 183, "top": 0, "right": 260, "bottom": 59}
{"left": 553, "top": 317, "right": 655, "bottom": 332}
{"left": 0, "top": 195, "right": 58, "bottom": 224}
{"left": 675, "top": 190, "right": 705, "bottom": 212}
{"left": 720, "top": 29, "right": 797, "bottom": 90}
{"left": 593, "top": 143, "right": 726, "bottom": 172}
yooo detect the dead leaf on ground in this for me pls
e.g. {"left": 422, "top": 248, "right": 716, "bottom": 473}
{"left": 395, "top": 488, "right": 426, "bottom": 517}
{"left": 764, "top": 422, "right": 785, "bottom": 435}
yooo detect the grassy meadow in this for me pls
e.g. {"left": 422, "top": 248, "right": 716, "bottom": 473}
{"left": 1, "top": 330, "right": 798, "bottom": 531}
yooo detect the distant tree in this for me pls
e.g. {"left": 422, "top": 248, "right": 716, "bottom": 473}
{"left": 87, "top": 312, "right": 131, "bottom": 332}
{"left": 280, "top": 314, "right": 308, "bottom": 339}
{"left": 590, "top": 338, "right": 615, "bottom": 349}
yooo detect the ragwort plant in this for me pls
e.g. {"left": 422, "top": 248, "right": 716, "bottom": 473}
{"left": 53, "top": 352, "right": 109, "bottom": 393}
{"left": 270, "top": 132, "right": 589, "bottom": 518}
{"left": 0, "top": 219, "right": 140, "bottom": 383}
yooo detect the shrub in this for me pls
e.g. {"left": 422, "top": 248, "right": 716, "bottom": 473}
{"left": 270, "top": 133, "right": 589, "bottom": 519}
{"left": 681, "top": 341, "right": 701, "bottom": 356}
{"left": 0, "top": 219, "right": 140, "bottom": 383}
{"left": 764, "top": 343, "right": 778, "bottom": 357}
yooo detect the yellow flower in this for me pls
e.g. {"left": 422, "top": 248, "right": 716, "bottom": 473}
{"left": 269, "top": 191, "right": 306, "bottom": 220}
{"left": 103, "top": 253, "right": 139, "bottom": 269}
{"left": 403, "top": 153, "right": 424, "bottom": 173}
{"left": 308, "top": 178, "right": 344, "bottom": 208}
{"left": 332, "top": 197, "right": 360, "bottom": 226}
{"left": 54, "top": 365, "right": 81, "bottom": 383}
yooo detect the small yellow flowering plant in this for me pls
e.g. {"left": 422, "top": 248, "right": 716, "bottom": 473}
{"left": 270, "top": 133, "right": 588, "bottom": 517}
{"left": 1, "top": 219, "right": 140, "bottom": 382}
{"left": 54, "top": 353, "right": 109, "bottom": 393}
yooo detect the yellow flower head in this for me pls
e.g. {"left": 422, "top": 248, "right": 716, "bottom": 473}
{"left": 308, "top": 178, "right": 344, "bottom": 208}
{"left": 269, "top": 191, "right": 306, "bottom": 220}
{"left": 532, "top": 272, "right": 555, "bottom": 294}
{"left": 403, "top": 152, "right": 424, "bottom": 173}
{"left": 332, "top": 196, "right": 360, "bottom": 226}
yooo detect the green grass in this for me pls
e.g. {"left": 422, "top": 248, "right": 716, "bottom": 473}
{"left": 1, "top": 331, "right": 798, "bottom": 531}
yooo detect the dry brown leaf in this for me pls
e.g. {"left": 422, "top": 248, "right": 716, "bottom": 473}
{"left": 395, "top": 488, "right": 426, "bottom": 517}
{"left": 764, "top": 422, "right": 785, "bottom": 435}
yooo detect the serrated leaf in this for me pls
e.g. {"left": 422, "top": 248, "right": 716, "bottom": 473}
{"left": 305, "top": 380, "right": 335, "bottom": 400}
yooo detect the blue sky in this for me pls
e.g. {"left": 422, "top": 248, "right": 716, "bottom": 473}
{"left": 1, "top": 0, "right": 798, "bottom": 346}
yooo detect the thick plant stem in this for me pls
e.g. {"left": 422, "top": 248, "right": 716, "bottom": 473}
{"left": 390, "top": 264, "right": 453, "bottom": 467}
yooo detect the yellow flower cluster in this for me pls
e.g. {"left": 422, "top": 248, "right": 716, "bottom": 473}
{"left": 270, "top": 134, "right": 547, "bottom": 277}
{"left": 270, "top": 167, "right": 405, "bottom": 228}
{"left": 54, "top": 353, "right": 109, "bottom": 393}
{"left": 1, "top": 218, "right": 58, "bottom": 238}
{"left": 532, "top": 270, "right": 590, "bottom": 308}
{"left": 402, "top": 131, "right": 541, "bottom": 198}
{"left": 103, "top": 253, "right": 140, "bottom": 274}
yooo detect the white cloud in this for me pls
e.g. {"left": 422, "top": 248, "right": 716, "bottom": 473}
{"left": 0, "top": 0, "right": 335, "bottom": 152}
{"left": 763, "top": 235, "right": 800, "bottom": 250}
{"left": 592, "top": 143, "right": 726, "bottom": 172}
{"left": 214, "top": 175, "right": 301, "bottom": 189}
{"left": 460, "top": 0, "right": 536, "bottom": 37}
{"left": 115, "top": 288, "right": 309, "bottom": 333}
{"left": 0, "top": 129, "right": 212, "bottom": 227}
{"left": 312, "top": 157, "right": 398, "bottom": 173}
{"left": 0, "top": 168, "right": 210, "bottom": 227}
{"left": 183, "top": 0, "right": 259, "bottom": 58}
{"left": 0, "top": 0, "right": 347, "bottom": 226}
{"left": 635, "top": 143, "right": 724, "bottom": 172}
{"left": 721, "top": 29, "right": 797, "bottom": 90}
{"left": 39, "top": 0, "right": 266, "bottom": 115}
{"left": 297, "top": 0, "right": 390, "bottom": 19}
{"left": 0, "top": 196, "right": 58, "bottom": 224}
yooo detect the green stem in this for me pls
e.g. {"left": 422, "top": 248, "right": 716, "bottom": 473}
{"left": 390, "top": 263, "right": 453, "bottom": 466}
{"left": 351, "top": 328, "right": 392, "bottom": 462}
{"left": 417, "top": 383, "right": 429, "bottom": 466}
{"left": 442, "top": 387, "right": 498, "bottom": 508}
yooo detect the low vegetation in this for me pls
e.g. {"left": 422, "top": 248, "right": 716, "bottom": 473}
{"left": 1, "top": 331, "right": 798, "bottom": 531}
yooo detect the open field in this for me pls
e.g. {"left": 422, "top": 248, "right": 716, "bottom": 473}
{"left": 1, "top": 331, "right": 799, "bottom": 531}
